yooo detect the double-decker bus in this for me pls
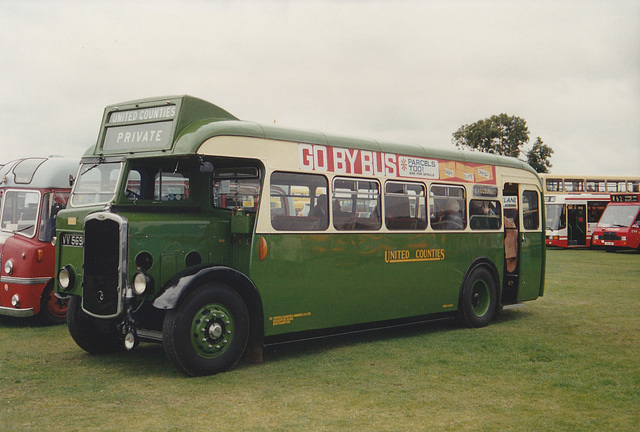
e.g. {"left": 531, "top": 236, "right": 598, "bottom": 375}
{"left": 541, "top": 174, "right": 640, "bottom": 195}
{"left": 0, "top": 157, "right": 79, "bottom": 323}
{"left": 591, "top": 193, "right": 640, "bottom": 252}
{"left": 545, "top": 194, "right": 609, "bottom": 248}
{"left": 55, "top": 95, "right": 545, "bottom": 376}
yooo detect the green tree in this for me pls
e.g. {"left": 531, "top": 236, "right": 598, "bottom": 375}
{"left": 452, "top": 113, "right": 530, "bottom": 158}
{"left": 526, "top": 137, "right": 554, "bottom": 173}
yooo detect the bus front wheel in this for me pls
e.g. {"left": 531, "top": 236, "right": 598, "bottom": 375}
{"left": 162, "top": 284, "right": 249, "bottom": 376}
{"left": 457, "top": 267, "right": 497, "bottom": 328}
{"left": 67, "top": 295, "right": 124, "bottom": 354}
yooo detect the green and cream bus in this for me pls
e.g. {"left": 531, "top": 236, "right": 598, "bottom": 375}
{"left": 55, "top": 95, "right": 545, "bottom": 376}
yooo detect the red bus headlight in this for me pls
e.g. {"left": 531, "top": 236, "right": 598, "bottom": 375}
{"left": 4, "top": 259, "right": 14, "bottom": 275}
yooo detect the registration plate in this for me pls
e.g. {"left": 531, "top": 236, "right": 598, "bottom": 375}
{"left": 604, "top": 241, "right": 614, "bottom": 246}
{"left": 61, "top": 233, "right": 84, "bottom": 247}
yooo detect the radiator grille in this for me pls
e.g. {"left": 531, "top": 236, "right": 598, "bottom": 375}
{"left": 82, "top": 217, "right": 121, "bottom": 316}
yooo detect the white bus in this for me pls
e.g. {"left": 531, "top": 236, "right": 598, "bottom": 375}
{"left": 545, "top": 194, "right": 609, "bottom": 248}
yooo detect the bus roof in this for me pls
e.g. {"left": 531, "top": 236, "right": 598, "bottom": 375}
{"left": 88, "top": 95, "right": 537, "bottom": 176}
{"left": 0, "top": 157, "right": 79, "bottom": 189}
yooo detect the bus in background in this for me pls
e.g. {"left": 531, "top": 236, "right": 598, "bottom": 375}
{"left": 541, "top": 174, "right": 640, "bottom": 195}
{"left": 55, "top": 95, "right": 545, "bottom": 376}
{"left": 591, "top": 193, "right": 640, "bottom": 252}
{"left": 0, "top": 157, "right": 79, "bottom": 324}
{"left": 545, "top": 194, "right": 609, "bottom": 248}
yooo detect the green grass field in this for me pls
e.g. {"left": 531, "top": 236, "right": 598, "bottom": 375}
{"left": 1, "top": 249, "right": 638, "bottom": 431}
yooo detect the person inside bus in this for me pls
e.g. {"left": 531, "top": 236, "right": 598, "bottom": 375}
{"left": 309, "top": 194, "right": 328, "bottom": 217}
{"left": 333, "top": 199, "right": 345, "bottom": 218}
{"left": 504, "top": 209, "right": 518, "bottom": 273}
{"left": 443, "top": 199, "right": 464, "bottom": 230}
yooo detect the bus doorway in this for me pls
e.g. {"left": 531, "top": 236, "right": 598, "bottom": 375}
{"left": 567, "top": 204, "right": 586, "bottom": 246}
{"left": 502, "top": 183, "right": 544, "bottom": 304}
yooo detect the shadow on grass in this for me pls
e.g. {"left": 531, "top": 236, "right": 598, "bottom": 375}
{"left": 263, "top": 305, "right": 534, "bottom": 364}
{"left": 262, "top": 317, "right": 460, "bottom": 363}
{"left": 0, "top": 314, "right": 65, "bottom": 328}
{"left": 50, "top": 304, "right": 535, "bottom": 377}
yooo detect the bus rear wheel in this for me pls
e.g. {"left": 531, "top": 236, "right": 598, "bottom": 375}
{"left": 162, "top": 284, "right": 249, "bottom": 376}
{"left": 457, "top": 267, "right": 497, "bottom": 328}
{"left": 67, "top": 295, "right": 124, "bottom": 354}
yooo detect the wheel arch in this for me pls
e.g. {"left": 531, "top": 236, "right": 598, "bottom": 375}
{"left": 153, "top": 265, "right": 264, "bottom": 349}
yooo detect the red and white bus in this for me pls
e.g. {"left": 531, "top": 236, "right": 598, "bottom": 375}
{"left": 0, "top": 157, "right": 79, "bottom": 323}
{"left": 591, "top": 193, "right": 640, "bottom": 252}
{"left": 545, "top": 194, "right": 609, "bottom": 248}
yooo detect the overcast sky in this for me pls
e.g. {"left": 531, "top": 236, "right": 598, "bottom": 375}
{"left": 1, "top": 0, "right": 638, "bottom": 175}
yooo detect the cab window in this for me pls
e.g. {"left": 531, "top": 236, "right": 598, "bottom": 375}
{"left": 212, "top": 167, "right": 260, "bottom": 212}
{"left": 124, "top": 162, "right": 191, "bottom": 203}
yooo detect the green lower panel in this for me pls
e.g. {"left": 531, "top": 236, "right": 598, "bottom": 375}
{"left": 251, "top": 232, "right": 505, "bottom": 337}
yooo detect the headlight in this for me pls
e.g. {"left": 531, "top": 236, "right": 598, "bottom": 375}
{"left": 4, "top": 260, "right": 13, "bottom": 275}
{"left": 11, "top": 294, "right": 20, "bottom": 308}
{"left": 133, "top": 272, "right": 152, "bottom": 295}
{"left": 58, "top": 266, "right": 74, "bottom": 290}
{"left": 593, "top": 235, "right": 599, "bottom": 240}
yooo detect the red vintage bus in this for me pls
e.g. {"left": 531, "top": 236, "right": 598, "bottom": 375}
{"left": 0, "top": 157, "right": 79, "bottom": 323}
{"left": 591, "top": 193, "right": 640, "bottom": 252}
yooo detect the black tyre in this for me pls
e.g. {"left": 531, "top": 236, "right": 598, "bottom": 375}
{"left": 163, "top": 283, "right": 249, "bottom": 376}
{"left": 67, "top": 295, "right": 124, "bottom": 354}
{"left": 457, "top": 267, "right": 498, "bottom": 328}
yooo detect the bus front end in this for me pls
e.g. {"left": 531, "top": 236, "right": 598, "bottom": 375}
{"left": 55, "top": 96, "right": 262, "bottom": 374}
{"left": 591, "top": 193, "right": 640, "bottom": 252}
{"left": 544, "top": 196, "right": 566, "bottom": 247}
{"left": 0, "top": 157, "right": 78, "bottom": 324}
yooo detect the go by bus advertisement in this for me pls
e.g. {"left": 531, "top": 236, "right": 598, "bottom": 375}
{"left": 297, "top": 143, "right": 496, "bottom": 185}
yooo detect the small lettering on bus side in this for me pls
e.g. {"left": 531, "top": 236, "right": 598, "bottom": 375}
{"left": 269, "top": 312, "right": 312, "bottom": 326}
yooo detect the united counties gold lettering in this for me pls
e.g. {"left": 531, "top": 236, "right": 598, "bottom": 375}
{"left": 385, "top": 248, "right": 445, "bottom": 263}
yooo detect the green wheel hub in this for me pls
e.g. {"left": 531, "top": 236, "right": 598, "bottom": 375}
{"left": 471, "top": 280, "right": 490, "bottom": 317}
{"left": 189, "top": 303, "right": 235, "bottom": 358}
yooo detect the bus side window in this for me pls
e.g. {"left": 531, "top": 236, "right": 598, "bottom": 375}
{"left": 270, "top": 171, "right": 328, "bottom": 231}
{"left": 333, "top": 178, "right": 381, "bottom": 231}
{"left": 384, "top": 181, "right": 427, "bottom": 230}
{"left": 469, "top": 199, "right": 501, "bottom": 230}
{"left": 522, "top": 190, "right": 540, "bottom": 230}
{"left": 430, "top": 185, "right": 466, "bottom": 230}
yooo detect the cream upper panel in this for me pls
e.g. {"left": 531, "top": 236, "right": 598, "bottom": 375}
{"left": 198, "top": 135, "right": 542, "bottom": 234}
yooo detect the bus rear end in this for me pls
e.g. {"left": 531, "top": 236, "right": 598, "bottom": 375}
{"left": 592, "top": 193, "right": 640, "bottom": 252}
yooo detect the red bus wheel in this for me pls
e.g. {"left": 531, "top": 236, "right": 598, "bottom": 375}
{"left": 38, "top": 283, "right": 68, "bottom": 325}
